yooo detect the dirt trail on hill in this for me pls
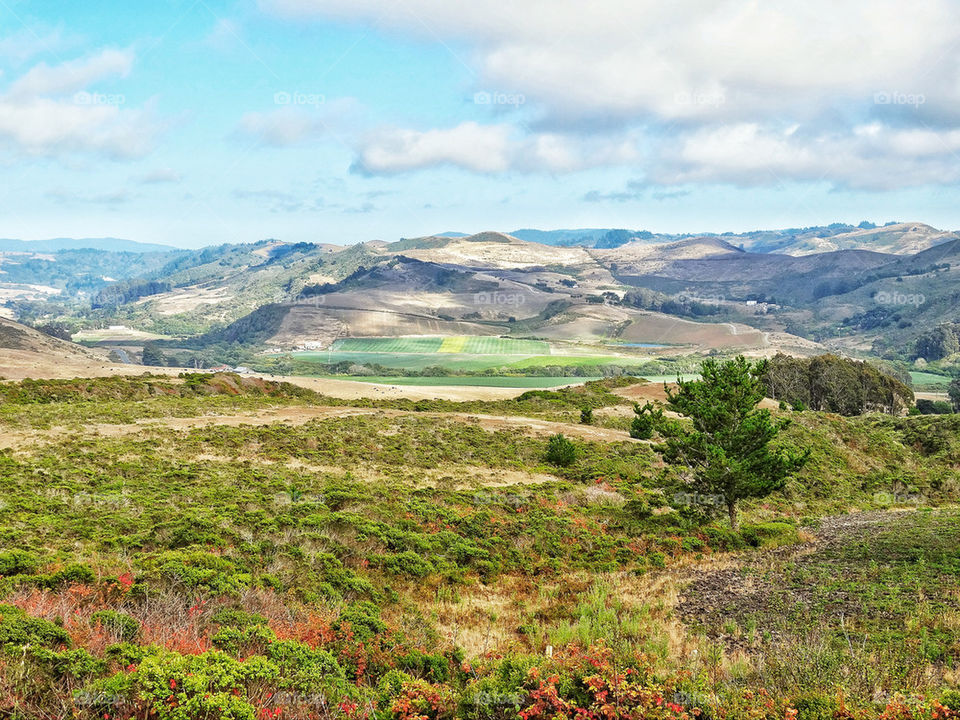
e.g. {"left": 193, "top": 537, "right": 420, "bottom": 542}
{"left": 0, "top": 405, "right": 638, "bottom": 449}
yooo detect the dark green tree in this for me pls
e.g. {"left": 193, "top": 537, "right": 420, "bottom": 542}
{"left": 141, "top": 343, "right": 166, "bottom": 367}
{"left": 545, "top": 434, "right": 577, "bottom": 467}
{"left": 656, "top": 356, "right": 809, "bottom": 530}
{"left": 630, "top": 402, "right": 663, "bottom": 440}
{"left": 914, "top": 324, "right": 960, "bottom": 361}
{"left": 34, "top": 321, "right": 73, "bottom": 341}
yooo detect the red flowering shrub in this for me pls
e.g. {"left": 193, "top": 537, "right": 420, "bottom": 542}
{"left": 390, "top": 679, "right": 455, "bottom": 720}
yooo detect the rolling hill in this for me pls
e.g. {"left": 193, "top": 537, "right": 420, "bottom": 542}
{"left": 446, "top": 222, "right": 959, "bottom": 254}
{"left": 7, "top": 223, "right": 959, "bottom": 368}
{"left": 0, "top": 317, "right": 120, "bottom": 379}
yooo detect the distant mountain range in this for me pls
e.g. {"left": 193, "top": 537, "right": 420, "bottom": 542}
{"left": 0, "top": 238, "right": 177, "bottom": 253}
{"left": 3, "top": 222, "right": 955, "bottom": 257}
{"left": 4, "top": 222, "right": 960, "bottom": 363}
{"left": 493, "top": 222, "right": 960, "bottom": 255}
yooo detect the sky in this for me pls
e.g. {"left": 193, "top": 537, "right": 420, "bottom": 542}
{"left": 3, "top": 0, "right": 960, "bottom": 248}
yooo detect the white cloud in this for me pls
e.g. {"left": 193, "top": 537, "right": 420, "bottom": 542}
{"left": 0, "top": 49, "right": 161, "bottom": 161}
{"left": 46, "top": 187, "right": 133, "bottom": 205}
{"left": 233, "top": 187, "right": 313, "bottom": 212}
{"left": 652, "top": 123, "right": 960, "bottom": 190}
{"left": 204, "top": 18, "right": 243, "bottom": 50}
{"left": 138, "top": 168, "right": 183, "bottom": 184}
{"left": 353, "top": 122, "right": 642, "bottom": 174}
{"left": 8, "top": 48, "right": 133, "bottom": 98}
{"left": 236, "top": 98, "right": 359, "bottom": 146}
{"left": 0, "top": 27, "right": 69, "bottom": 65}
{"left": 0, "top": 98, "right": 156, "bottom": 159}
{"left": 355, "top": 122, "right": 512, "bottom": 174}
{"left": 260, "top": 0, "right": 960, "bottom": 189}
{"left": 260, "top": 0, "right": 960, "bottom": 124}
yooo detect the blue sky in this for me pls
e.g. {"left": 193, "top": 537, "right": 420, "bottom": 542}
{"left": 2, "top": 0, "right": 960, "bottom": 248}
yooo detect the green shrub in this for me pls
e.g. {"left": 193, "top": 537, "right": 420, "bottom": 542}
{"left": 0, "top": 549, "right": 40, "bottom": 576}
{"left": 546, "top": 434, "right": 578, "bottom": 466}
{"left": 40, "top": 563, "right": 96, "bottom": 588}
{"left": 141, "top": 551, "right": 250, "bottom": 594}
{"left": 792, "top": 693, "right": 836, "bottom": 720}
{"left": 739, "top": 521, "right": 800, "bottom": 548}
{"left": 90, "top": 610, "right": 140, "bottom": 642}
{"left": 210, "top": 608, "right": 268, "bottom": 629}
{"left": 629, "top": 402, "right": 662, "bottom": 440}
{"left": 336, "top": 601, "right": 388, "bottom": 642}
{"left": 28, "top": 646, "right": 105, "bottom": 679}
{"left": 267, "top": 639, "right": 345, "bottom": 690}
{"left": 941, "top": 689, "right": 960, "bottom": 711}
{"left": 113, "top": 649, "right": 269, "bottom": 720}
{"left": 380, "top": 551, "right": 435, "bottom": 578}
{"left": 0, "top": 605, "right": 71, "bottom": 648}
{"left": 212, "top": 624, "right": 276, "bottom": 657}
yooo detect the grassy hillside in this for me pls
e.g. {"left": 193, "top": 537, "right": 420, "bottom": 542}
{"left": 0, "top": 373, "right": 958, "bottom": 718}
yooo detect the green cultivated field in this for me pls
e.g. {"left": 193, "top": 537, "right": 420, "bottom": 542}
{"left": 292, "top": 350, "right": 534, "bottom": 371}
{"left": 337, "top": 375, "right": 601, "bottom": 387}
{"left": 333, "top": 335, "right": 550, "bottom": 355}
{"left": 291, "top": 336, "right": 648, "bottom": 373}
{"left": 332, "top": 336, "right": 444, "bottom": 353}
{"left": 911, "top": 370, "right": 953, "bottom": 387}
{"left": 507, "top": 354, "right": 634, "bottom": 369}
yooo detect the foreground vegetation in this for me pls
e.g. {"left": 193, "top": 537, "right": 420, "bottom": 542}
{"left": 0, "top": 372, "right": 957, "bottom": 718}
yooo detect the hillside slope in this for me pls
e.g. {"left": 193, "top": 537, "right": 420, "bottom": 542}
{"left": 0, "top": 317, "right": 123, "bottom": 379}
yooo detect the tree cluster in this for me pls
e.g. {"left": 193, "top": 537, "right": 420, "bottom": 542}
{"left": 763, "top": 353, "right": 913, "bottom": 415}
{"left": 913, "top": 323, "right": 960, "bottom": 361}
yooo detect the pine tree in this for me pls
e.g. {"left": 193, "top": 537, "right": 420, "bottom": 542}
{"left": 655, "top": 356, "right": 809, "bottom": 529}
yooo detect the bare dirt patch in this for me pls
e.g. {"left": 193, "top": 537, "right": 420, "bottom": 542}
{"left": 675, "top": 509, "right": 920, "bottom": 651}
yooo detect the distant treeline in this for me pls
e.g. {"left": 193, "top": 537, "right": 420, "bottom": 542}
{"left": 91, "top": 280, "right": 171, "bottom": 308}
{"left": 176, "top": 304, "right": 289, "bottom": 348}
{"left": 281, "top": 359, "right": 682, "bottom": 379}
{"left": 812, "top": 262, "right": 950, "bottom": 300}
{"left": 763, "top": 353, "right": 913, "bottom": 415}
{"left": 620, "top": 288, "right": 724, "bottom": 317}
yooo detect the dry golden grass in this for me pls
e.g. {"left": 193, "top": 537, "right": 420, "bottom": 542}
{"left": 419, "top": 557, "right": 741, "bottom": 665}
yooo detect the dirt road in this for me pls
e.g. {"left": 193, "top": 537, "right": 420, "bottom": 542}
{"left": 0, "top": 404, "right": 639, "bottom": 450}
